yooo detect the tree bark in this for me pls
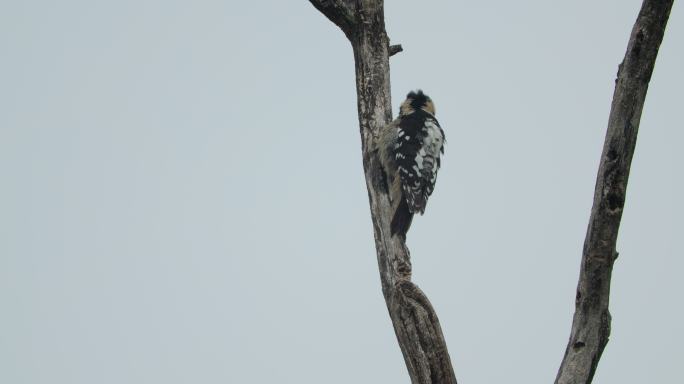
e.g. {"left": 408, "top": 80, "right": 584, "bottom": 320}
{"left": 310, "top": 0, "right": 673, "bottom": 383}
{"left": 309, "top": 1, "right": 457, "bottom": 383}
{"left": 555, "top": 1, "right": 674, "bottom": 384}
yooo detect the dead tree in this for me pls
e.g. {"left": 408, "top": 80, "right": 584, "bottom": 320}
{"left": 308, "top": 1, "right": 673, "bottom": 383}
{"left": 555, "top": 1, "right": 673, "bottom": 383}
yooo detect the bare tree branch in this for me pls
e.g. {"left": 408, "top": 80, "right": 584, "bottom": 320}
{"left": 311, "top": 0, "right": 673, "bottom": 382}
{"left": 555, "top": 1, "right": 674, "bottom": 383}
{"left": 309, "top": 1, "right": 457, "bottom": 383}
{"left": 309, "top": 0, "right": 357, "bottom": 38}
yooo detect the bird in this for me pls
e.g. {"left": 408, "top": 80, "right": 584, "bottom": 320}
{"left": 377, "top": 90, "right": 445, "bottom": 238}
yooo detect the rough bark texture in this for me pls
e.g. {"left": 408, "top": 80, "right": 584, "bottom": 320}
{"left": 309, "top": 1, "right": 457, "bottom": 383}
{"left": 555, "top": 1, "right": 673, "bottom": 384}
{"left": 310, "top": 0, "right": 672, "bottom": 383}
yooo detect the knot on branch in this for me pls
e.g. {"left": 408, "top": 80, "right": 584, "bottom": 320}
{"left": 606, "top": 192, "right": 625, "bottom": 212}
{"left": 572, "top": 341, "right": 586, "bottom": 350}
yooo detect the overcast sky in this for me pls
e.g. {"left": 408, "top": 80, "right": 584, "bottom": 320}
{"left": 1, "top": 1, "right": 682, "bottom": 383}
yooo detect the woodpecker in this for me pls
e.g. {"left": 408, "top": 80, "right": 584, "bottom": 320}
{"left": 378, "top": 90, "right": 445, "bottom": 237}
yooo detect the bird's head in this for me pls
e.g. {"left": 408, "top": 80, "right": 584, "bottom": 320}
{"left": 399, "top": 90, "right": 435, "bottom": 116}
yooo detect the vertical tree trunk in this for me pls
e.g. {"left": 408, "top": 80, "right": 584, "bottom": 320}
{"left": 310, "top": 1, "right": 457, "bottom": 383}
{"left": 555, "top": 1, "right": 674, "bottom": 383}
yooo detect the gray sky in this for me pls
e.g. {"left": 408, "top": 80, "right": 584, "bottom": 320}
{"left": 1, "top": 1, "right": 682, "bottom": 383}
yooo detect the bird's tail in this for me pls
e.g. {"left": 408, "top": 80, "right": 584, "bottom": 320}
{"left": 390, "top": 197, "right": 414, "bottom": 238}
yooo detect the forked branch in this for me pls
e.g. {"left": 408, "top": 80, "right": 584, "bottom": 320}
{"left": 309, "top": 1, "right": 673, "bottom": 383}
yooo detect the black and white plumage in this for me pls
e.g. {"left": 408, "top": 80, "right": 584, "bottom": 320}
{"left": 378, "top": 90, "right": 445, "bottom": 237}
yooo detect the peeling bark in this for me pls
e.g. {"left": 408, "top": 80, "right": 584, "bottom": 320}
{"left": 555, "top": 1, "right": 674, "bottom": 383}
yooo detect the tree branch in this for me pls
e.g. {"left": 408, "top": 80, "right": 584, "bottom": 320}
{"left": 555, "top": 1, "right": 674, "bottom": 383}
{"left": 309, "top": 1, "right": 456, "bottom": 383}
{"left": 309, "top": 0, "right": 357, "bottom": 38}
